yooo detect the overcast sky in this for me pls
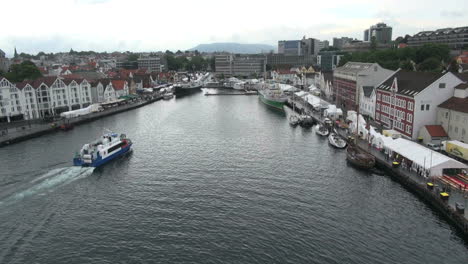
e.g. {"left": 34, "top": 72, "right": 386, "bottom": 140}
{"left": 1, "top": 0, "right": 466, "bottom": 56}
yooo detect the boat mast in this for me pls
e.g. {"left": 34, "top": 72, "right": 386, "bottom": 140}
{"left": 355, "top": 86, "right": 360, "bottom": 144}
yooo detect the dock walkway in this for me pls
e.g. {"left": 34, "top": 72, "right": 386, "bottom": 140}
{"left": 0, "top": 95, "right": 162, "bottom": 147}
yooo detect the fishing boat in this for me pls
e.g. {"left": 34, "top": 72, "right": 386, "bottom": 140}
{"left": 258, "top": 84, "right": 287, "bottom": 110}
{"left": 346, "top": 143, "right": 376, "bottom": 169}
{"left": 328, "top": 132, "right": 347, "bottom": 149}
{"left": 315, "top": 124, "right": 329, "bottom": 136}
{"left": 73, "top": 131, "right": 132, "bottom": 167}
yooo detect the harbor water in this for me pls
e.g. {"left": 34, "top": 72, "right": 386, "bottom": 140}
{"left": 0, "top": 90, "right": 467, "bottom": 263}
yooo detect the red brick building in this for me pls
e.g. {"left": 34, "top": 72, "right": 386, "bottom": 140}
{"left": 375, "top": 71, "right": 463, "bottom": 139}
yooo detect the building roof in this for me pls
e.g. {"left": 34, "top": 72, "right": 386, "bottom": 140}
{"left": 377, "top": 70, "right": 444, "bottom": 97}
{"left": 424, "top": 125, "right": 448, "bottom": 137}
{"left": 455, "top": 72, "right": 468, "bottom": 82}
{"left": 335, "top": 62, "right": 374, "bottom": 74}
{"left": 362, "top": 86, "right": 374, "bottom": 98}
{"left": 438, "top": 97, "right": 468, "bottom": 113}
{"left": 111, "top": 80, "right": 126, "bottom": 90}
{"left": 455, "top": 83, "right": 468, "bottom": 90}
{"left": 29, "top": 77, "right": 59, "bottom": 89}
{"left": 412, "top": 26, "right": 468, "bottom": 37}
{"left": 322, "top": 71, "right": 333, "bottom": 83}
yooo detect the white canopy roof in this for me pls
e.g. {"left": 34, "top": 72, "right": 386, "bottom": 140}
{"left": 385, "top": 138, "right": 467, "bottom": 176}
{"left": 294, "top": 91, "right": 308, "bottom": 97}
{"left": 279, "top": 84, "right": 298, "bottom": 92}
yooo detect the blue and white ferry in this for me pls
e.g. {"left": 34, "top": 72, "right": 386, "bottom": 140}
{"left": 73, "top": 132, "right": 132, "bottom": 167}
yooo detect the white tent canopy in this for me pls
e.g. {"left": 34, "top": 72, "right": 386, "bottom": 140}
{"left": 279, "top": 84, "right": 298, "bottom": 92}
{"left": 294, "top": 91, "right": 308, "bottom": 98}
{"left": 384, "top": 138, "right": 468, "bottom": 176}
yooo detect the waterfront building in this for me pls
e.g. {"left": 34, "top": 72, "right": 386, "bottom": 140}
{"left": 266, "top": 54, "right": 316, "bottom": 68}
{"left": 436, "top": 74, "right": 468, "bottom": 142}
{"left": 100, "top": 79, "right": 117, "bottom": 102}
{"left": 215, "top": 54, "right": 265, "bottom": 78}
{"left": 278, "top": 37, "right": 324, "bottom": 56}
{"left": 341, "top": 42, "right": 392, "bottom": 52}
{"left": 407, "top": 26, "right": 468, "bottom": 50}
{"left": 314, "top": 71, "right": 334, "bottom": 100}
{"left": 375, "top": 71, "right": 463, "bottom": 140}
{"left": 137, "top": 56, "right": 166, "bottom": 72}
{"left": 333, "top": 62, "right": 394, "bottom": 113}
{"left": 317, "top": 51, "right": 343, "bottom": 71}
{"left": 0, "top": 49, "right": 10, "bottom": 73}
{"left": 318, "top": 40, "right": 329, "bottom": 51}
{"left": 332, "top": 37, "right": 354, "bottom": 49}
{"left": 0, "top": 76, "right": 94, "bottom": 122}
{"left": 111, "top": 80, "right": 129, "bottom": 98}
{"left": 418, "top": 125, "right": 449, "bottom": 145}
{"left": 364, "top": 23, "right": 392, "bottom": 44}
{"left": 360, "top": 86, "right": 377, "bottom": 120}
{"left": 271, "top": 70, "right": 297, "bottom": 83}
{"left": 278, "top": 40, "right": 302, "bottom": 55}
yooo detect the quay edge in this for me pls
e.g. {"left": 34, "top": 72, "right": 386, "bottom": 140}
{"left": 0, "top": 96, "right": 162, "bottom": 148}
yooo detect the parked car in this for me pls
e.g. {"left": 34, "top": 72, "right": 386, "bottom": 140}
{"left": 426, "top": 143, "right": 441, "bottom": 151}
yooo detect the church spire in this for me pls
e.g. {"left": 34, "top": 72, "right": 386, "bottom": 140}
{"left": 14, "top": 47, "right": 18, "bottom": 58}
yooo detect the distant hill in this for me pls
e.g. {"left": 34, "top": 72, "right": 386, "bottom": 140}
{"left": 189, "top": 43, "right": 275, "bottom": 54}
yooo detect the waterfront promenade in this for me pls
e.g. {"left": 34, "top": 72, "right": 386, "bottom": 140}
{"left": 0, "top": 95, "right": 162, "bottom": 147}
{"left": 289, "top": 94, "right": 468, "bottom": 235}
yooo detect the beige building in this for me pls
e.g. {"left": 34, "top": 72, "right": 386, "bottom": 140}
{"left": 437, "top": 82, "right": 468, "bottom": 142}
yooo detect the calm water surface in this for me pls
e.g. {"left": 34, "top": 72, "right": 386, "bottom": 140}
{"left": 0, "top": 91, "right": 467, "bottom": 263}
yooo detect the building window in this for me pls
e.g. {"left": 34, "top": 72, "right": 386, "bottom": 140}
{"left": 426, "top": 104, "right": 430, "bottom": 111}
{"left": 455, "top": 127, "right": 459, "bottom": 133}
{"left": 445, "top": 112, "right": 449, "bottom": 118}
{"left": 439, "top": 83, "right": 446, "bottom": 88}
{"left": 420, "top": 104, "right": 424, "bottom": 111}
{"left": 408, "top": 102, "right": 413, "bottom": 111}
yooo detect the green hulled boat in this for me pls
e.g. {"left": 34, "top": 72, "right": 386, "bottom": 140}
{"left": 258, "top": 85, "right": 287, "bottom": 110}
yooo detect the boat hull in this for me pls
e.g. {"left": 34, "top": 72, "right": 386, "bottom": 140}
{"left": 259, "top": 93, "right": 285, "bottom": 110}
{"left": 73, "top": 143, "right": 132, "bottom": 167}
{"left": 328, "top": 134, "right": 347, "bottom": 149}
{"left": 346, "top": 146, "right": 375, "bottom": 170}
{"left": 174, "top": 85, "right": 202, "bottom": 96}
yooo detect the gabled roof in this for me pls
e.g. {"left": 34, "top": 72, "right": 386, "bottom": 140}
{"left": 111, "top": 80, "right": 126, "bottom": 90}
{"left": 377, "top": 70, "right": 444, "bottom": 97}
{"left": 455, "top": 72, "right": 468, "bottom": 82}
{"left": 455, "top": 83, "right": 468, "bottom": 90}
{"left": 322, "top": 71, "right": 333, "bottom": 83}
{"left": 28, "top": 77, "right": 59, "bottom": 88}
{"left": 335, "top": 62, "right": 375, "bottom": 74}
{"left": 362, "top": 86, "right": 374, "bottom": 98}
{"left": 438, "top": 97, "right": 468, "bottom": 113}
{"left": 424, "top": 125, "right": 448, "bottom": 137}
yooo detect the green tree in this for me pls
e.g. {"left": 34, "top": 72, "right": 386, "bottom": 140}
{"left": 417, "top": 57, "right": 442, "bottom": 72}
{"left": 210, "top": 56, "right": 216, "bottom": 72}
{"left": 4, "top": 61, "right": 42, "bottom": 82}
{"left": 127, "top": 53, "right": 139, "bottom": 62}
{"left": 448, "top": 59, "right": 459, "bottom": 73}
{"left": 370, "top": 36, "right": 377, "bottom": 51}
{"left": 400, "top": 60, "right": 414, "bottom": 71}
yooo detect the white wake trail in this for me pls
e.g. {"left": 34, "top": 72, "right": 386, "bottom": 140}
{"left": 1, "top": 167, "right": 95, "bottom": 206}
